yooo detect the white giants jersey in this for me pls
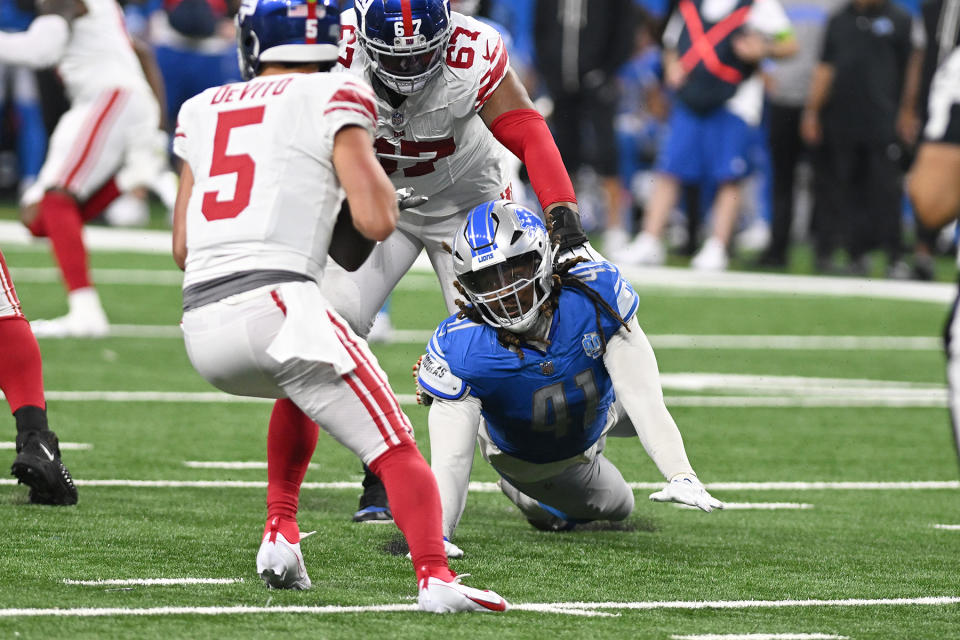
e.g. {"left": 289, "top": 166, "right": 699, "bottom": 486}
{"left": 173, "top": 73, "right": 377, "bottom": 289}
{"left": 336, "top": 10, "right": 511, "bottom": 216}
{"left": 58, "top": 0, "right": 152, "bottom": 102}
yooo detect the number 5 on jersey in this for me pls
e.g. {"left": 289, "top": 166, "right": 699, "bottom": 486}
{"left": 202, "top": 106, "right": 265, "bottom": 221}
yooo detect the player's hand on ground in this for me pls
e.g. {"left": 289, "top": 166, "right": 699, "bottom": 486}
{"left": 444, "top": 537, "right": 465, "bottom": 558}
{"left": 649, "top": 473, "right": 724, "bottom": 513}
{"left": 396, "top": 187, "right": 428, "bottom": 210}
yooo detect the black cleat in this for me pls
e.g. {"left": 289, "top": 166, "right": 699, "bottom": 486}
{"left": 352, "top": 467, "right": 391, "bottom": 522}
{"left": 11, "top": 430, "right": 78, "bottom": 505}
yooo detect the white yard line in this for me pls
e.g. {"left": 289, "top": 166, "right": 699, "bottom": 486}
{"left": 0, "top": 442, "right": 91, "bottom": 450}
{"left": 2, "top": 221, "right": 954, "bottom": 302}
{"left": 184, "top": 461, "right": 317, "bottom": 470}
{"left": 932, "top": 524, "right": 960, "bottom": 530}
{"left": 0, "top": 595, "right": 956, "bottom": 618}
{"left": 675, "top": 503, "right": 813, "bottom": 510}
{"left": 63, "top": 578, "right": 243, "bottom": 586}
{"left": 671, "top": 634, "right": 847, "bottom": 640}
{"left": 1, "top": 479, "right": 957, "bottom": 491}
{"left": 11, "top": 267, "right": 183, "bottom": 285}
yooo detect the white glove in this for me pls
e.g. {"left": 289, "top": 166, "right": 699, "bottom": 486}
{"left": 396, "top": 187, "right": 428, "bottom": 210}
{"left": 405, "top": 537, "right": 464, "bottom": 560}
{"left": 649, "top": 473, "right": 724, "bottom": 513}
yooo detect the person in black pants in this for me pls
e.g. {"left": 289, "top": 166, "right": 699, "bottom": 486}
{"left": 801, "top": 0, "right": 923, "bottom": 277}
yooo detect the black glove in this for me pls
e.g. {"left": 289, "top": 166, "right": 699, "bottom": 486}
{"left": 548, "top": 206, "right": 588, "bottom": 252}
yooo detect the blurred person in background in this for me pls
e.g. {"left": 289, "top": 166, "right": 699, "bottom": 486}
{"left": 0, "top": 0, "right": 47, "bottom": 198}
{"left": 756, "top": 0, "right": 841, "bottom": 268}
{"left": 618, "top": 0, "right": 797, "bottom": 271}
{"left": 801, "top": 0, "right": 924, "bottom": 277}
{"left": 0, "top": 0, "right": 175, "bottom": 337}
{"left": 907, "top": 46, "right": 960, "bottom": 464}
{"left": 907, "top": 0, "right": 960, "bottom": 279}
{"left": 534, "top": 0, "right": 637, "bottom": 256}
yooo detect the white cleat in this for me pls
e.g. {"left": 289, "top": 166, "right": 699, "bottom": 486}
{"left": 30, "top": 312, "right": 109, "bottom": 338}
{"left": 691, "top": 237, "right": 729, "bottom": 271}
{"left": 256, "top": 530, "right": 311, "bottom": 590}
{"left": 616, "top": 231, "right": 666, "bottom": 266}
{"left": 417, "top": 575, "right": 509, "bottom": 613}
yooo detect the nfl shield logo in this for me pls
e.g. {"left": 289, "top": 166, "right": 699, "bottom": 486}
{"left": 582, "top": 333, "right": 603, "bottom": 359}
{"left": 539, "top": 361, "right": 554, "bottom": 376}
{"left": 391, "top": 111, "right": 405, "bottom": 128}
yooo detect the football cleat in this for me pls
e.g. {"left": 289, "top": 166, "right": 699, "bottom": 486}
{"left": 417, "top": 574, "right": 509, "bottom": 613}
{"left": 10, "top": 430, "right": 78, "bottom": 506}
{"left": 256, "top": 524, "right": 312, "bottom": 590}
{"left": 352, "top": 467, "right": 393, "bottom": 522}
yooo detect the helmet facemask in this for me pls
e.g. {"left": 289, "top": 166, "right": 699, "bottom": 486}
{"left": 452, "top": 200, "right": 555, "bottom": 335}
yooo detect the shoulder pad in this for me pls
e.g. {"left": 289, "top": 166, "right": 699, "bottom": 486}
{"left": 416, "top": 352, "right": 468, "bottom": 401}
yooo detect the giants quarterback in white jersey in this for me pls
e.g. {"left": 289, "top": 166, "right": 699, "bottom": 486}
{"left": 171, "top": 0, "right": 507, "bottom": 612}
{"left": 908, "top": 46, "right": 960, "bottom": 465}
{"left": 0, "top": 0, "right": 175, "bottom": 338}
{"left": 321, "top": 0, "right": 592, "bottom": 340}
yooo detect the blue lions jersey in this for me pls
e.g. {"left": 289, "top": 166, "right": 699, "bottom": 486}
{"left": 418, "top": 261, "right": 639, "bottom": 464}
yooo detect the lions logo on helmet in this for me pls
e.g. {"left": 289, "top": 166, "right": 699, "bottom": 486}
{"left": 356, "top": 0, "right": 453, "bottom": 95}
{"left": 452, "top": 200, "right": 556, "bottom": 334}
{"left": 237, "top": 0, "right": 342, "bottom": 81}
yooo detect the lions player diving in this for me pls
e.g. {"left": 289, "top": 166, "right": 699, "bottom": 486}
{"left": 416, "top": 200, "right": 723, "bottom": 545}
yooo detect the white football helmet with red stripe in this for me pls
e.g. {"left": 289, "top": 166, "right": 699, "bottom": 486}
{"left": 355, "top": 0, "right": 452, "bottom": 94}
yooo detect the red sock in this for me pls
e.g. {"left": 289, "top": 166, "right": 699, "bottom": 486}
{"left": 368, "top": 442, "right": 452, "bottom": 586}
{"left": 264, "top": 398, "right": 318, "bottom": 544}
{"left": 0, "top": 316, "right": 46, "bottom": 413}
{"left": 38, "top": 191, "right": 91, "bottom": 292}
{"left": 81, "top": 178, "right": 121, "bottom": 222}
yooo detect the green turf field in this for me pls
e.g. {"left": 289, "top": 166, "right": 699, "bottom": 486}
{"left": 1, "top": 243, "right": 959, "bottom": 639}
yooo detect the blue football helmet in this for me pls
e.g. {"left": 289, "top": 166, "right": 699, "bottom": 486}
{"left": 237, "top": 0, "right": 341, "bottom": 80}
{"left": 354, "top": 0, "right": 452, "bottom": 94}
{"left": 451, "top": 200, "right": 555, "bottom": 334}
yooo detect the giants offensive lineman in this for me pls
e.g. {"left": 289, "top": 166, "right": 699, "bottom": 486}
{"left": 0, "top": 0, "right": 175, "bottom": 338}
{"left": 416, "top": 201, "right": 722, "bottom": 541}
{"left": 327, "top": 0, "right": 597, "bottom": 522}
{"left": 172, "top": 0, "right": 507, "bottom": 612}
{"left": 908, "top": 47, "right": 960, "bottom": 466}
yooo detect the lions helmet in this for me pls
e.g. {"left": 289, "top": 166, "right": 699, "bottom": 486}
{"left": 354, "top": 0, "right": 452, "bottom": 95}
{"left": 237, "top": 0, "right": 341, "bottom": 80}
{"left": 452, "top": 200, "right": 555, "bottom": 334}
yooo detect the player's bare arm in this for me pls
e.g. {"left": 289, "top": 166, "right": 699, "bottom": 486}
{"left": 479, "top": 68, "right": 578, "bottom": 216}
{"left": 332, "top": 125, "right": 398, "bottom": 242}
{"left": 908, "top": 143, "right": 960, "bottom": 229}
{"left": 172, "top": 162, "right": 193, "bottom": 271}
{"left": 131, "top": 37, "right": 169, "bottom": 129}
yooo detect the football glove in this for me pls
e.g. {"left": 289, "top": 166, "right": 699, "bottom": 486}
{"left": 405, "top": 537, "right": 465, "bottom": 559}
{"left": 412, "top": 354, "right": 433, "bottom": 406}
{"left": 547, "top": 205, "right": 588, "bottom": 252}
{"left": 649, "top": 473, "right": 724, "bottom": 513}
{"left": 397, "top": 188, "right": 428, "bottom": 211}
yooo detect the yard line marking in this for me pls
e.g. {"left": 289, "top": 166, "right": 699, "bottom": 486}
{"left": 1, "top": 479, "right": 957, "bottom": 491}
{"left": 671, "top": 634, "right": 847, "bottom": 640}
{"left": 183, "top": 461, "right": 318, "bottom": 470}
{"left": 11, "top": 267, "right": 183, "bottom": 285}
{"left": 0, "top": 595, "right": 957, "bottom": 618}
{"left": 64, "top": 578, "right": 243, "bottom": 586}
{"left": 649, "top": 335, "right": 939, "bottom": 351}
{"left": 0, "top": 442, "right": 92, "bottom": 450}
{"left": 675, "top": 503, "right": 813, "bottom": 510}
{"left": 2, "top": 221, "right": 953, "bottom": 301}
{"left": 932, "top": 524, "right": 960, "bottom": 530}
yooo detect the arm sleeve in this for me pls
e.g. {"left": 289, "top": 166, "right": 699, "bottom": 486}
{"left": 427, "top": 396, "right": 483, "bottom": 539}
{"left": 489, "top": 108, "right": 577, "bottom": 210}
{"left": 0, "top": 14, "right": 70, "bottom": 68}
{"left": 603, "top": 315, "right": 694, "bottom": 480}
